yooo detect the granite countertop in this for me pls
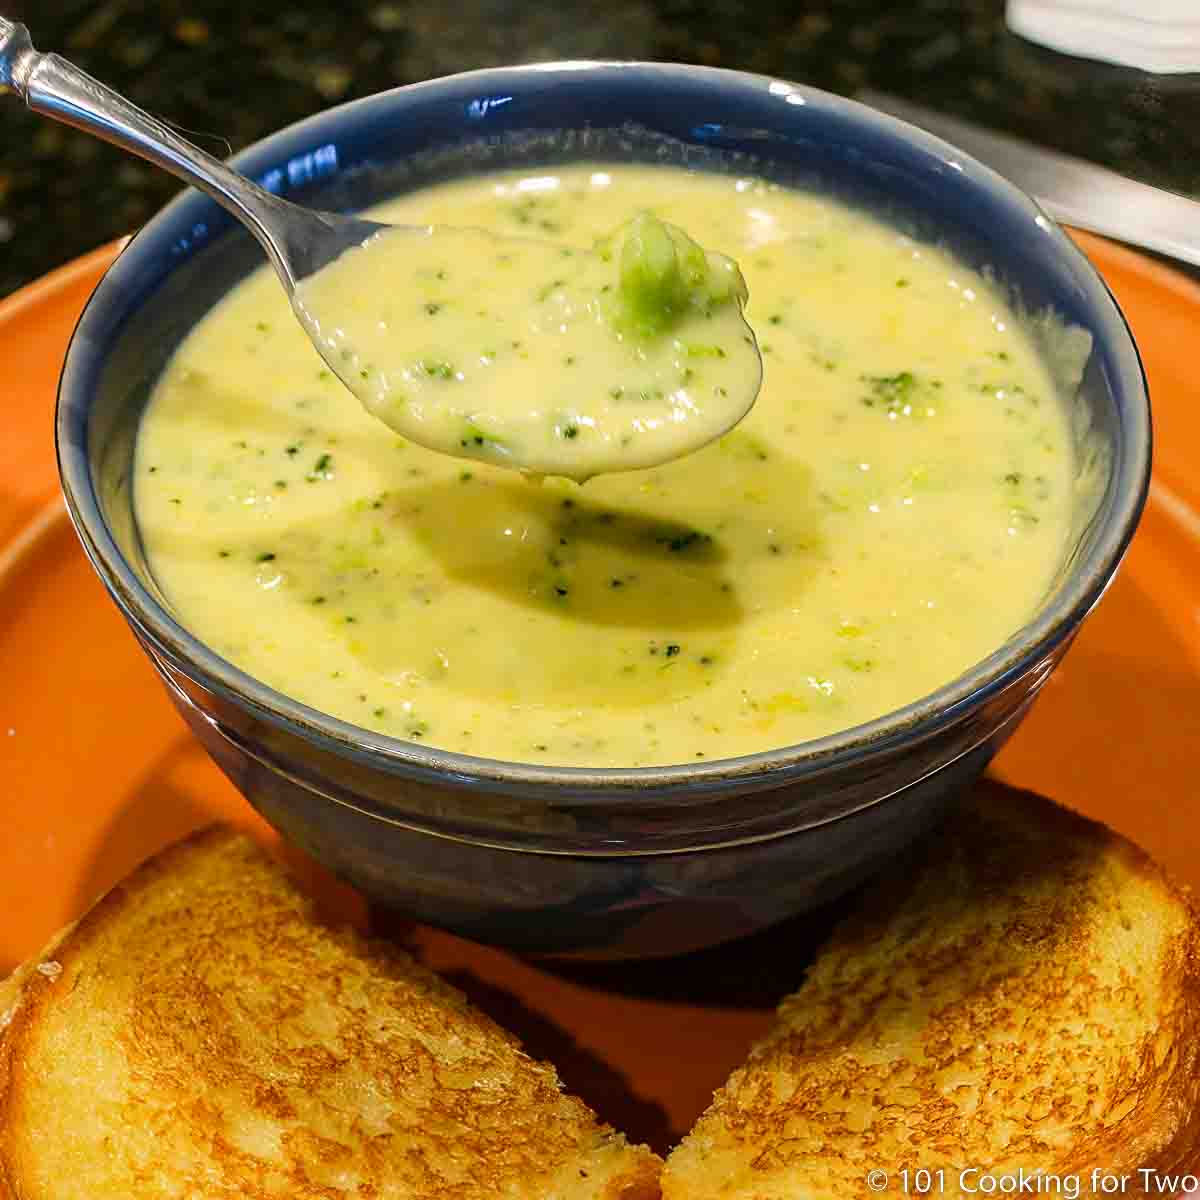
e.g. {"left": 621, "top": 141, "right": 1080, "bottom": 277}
{"left": 4, "top": 0, "right": 1199, "bottom": 297}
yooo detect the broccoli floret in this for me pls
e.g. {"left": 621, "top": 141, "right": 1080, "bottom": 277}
{"left": 605, "top": 213, "right": 748, "bottom": 339}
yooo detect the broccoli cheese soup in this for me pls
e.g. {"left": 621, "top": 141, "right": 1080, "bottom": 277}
{"left": 135, "top": 165, "right": 1078, "bottom": 768}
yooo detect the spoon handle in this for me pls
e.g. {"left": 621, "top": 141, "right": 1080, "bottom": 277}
{"left": 0, "top": 16, "right": 301, "bottom": 283}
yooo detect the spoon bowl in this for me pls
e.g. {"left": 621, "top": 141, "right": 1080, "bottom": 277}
{"left": 292, "top": 220, "right": 763, "bottom": 480}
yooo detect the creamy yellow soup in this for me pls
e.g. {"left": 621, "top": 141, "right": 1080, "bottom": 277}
{"left": 293, "top": 216, "right": 762, "bottom": 480}
{"left": 136, "top": 166, "right": 1077, "bottom": 768}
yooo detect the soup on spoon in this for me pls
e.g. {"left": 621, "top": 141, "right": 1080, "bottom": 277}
{"left": 292, "top": 213, "right": 763, "bottom": 481}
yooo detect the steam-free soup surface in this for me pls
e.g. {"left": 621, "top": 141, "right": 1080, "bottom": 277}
{"left": 136, "top": 166, "right": 1075, "bottom": 768}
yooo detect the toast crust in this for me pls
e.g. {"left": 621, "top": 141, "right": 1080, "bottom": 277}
{"left": 0, "top": 827, "right": 661, "bottom": 1200}
{"left": 663, "top": 784, "right": 1200, "bottom": 1198}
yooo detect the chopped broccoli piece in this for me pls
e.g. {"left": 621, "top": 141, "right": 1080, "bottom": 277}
{"left": 605, "top": 213, "right": 748, "bottom": 339}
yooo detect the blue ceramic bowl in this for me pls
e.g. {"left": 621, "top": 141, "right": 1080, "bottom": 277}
{"left": 57, "top": 63, "right": 1150, "bottom": 958}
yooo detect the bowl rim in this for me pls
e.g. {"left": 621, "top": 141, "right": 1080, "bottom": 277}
{"left": 56, "top": 59, "right": 1152, "bottom": 800}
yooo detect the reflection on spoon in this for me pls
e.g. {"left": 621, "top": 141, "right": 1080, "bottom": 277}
{"left": 293, "top": 213, "right": 763, "bottom": 482}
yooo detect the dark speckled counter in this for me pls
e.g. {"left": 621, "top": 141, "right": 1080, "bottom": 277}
{"left": 4, "top": 0, "right": 1200, "bottom": 296}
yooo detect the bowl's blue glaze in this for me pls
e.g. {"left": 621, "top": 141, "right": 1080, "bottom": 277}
{"left": 56, "top": 63, "right": 1150, "bottom": 957}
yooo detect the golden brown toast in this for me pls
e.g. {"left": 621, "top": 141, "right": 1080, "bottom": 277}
{"left": 0, "top": 828, "right": 661, "bottom": 1200}
{"left": 663, "top": 784, "right": 1200, "bottom": 1199}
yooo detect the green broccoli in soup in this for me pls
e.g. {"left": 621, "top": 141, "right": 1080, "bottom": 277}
{"left": 604, "top": 212, "right": 748, "bottom": 339}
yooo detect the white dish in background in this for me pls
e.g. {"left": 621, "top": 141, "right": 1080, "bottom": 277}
{"left": 1007, "top": 0, "right": 1200, "bottom": 73}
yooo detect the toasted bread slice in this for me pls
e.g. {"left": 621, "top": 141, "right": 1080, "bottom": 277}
{"left": 0, "top": 827, "right": 661, "bottom": 1200}
{"left": 663, "top": 784, "right": 1200, "bottom": 1198}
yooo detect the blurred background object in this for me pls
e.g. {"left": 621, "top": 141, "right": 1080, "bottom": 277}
{"left": 4, "top": 0, "right": 1200, "bottom": 296}
{"left": 1007, "top": 0, "right": 1200, "bottom": 74}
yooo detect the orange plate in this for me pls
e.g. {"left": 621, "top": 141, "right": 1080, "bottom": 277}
{"left": 2, "top": 231, "right": 1199, "bottom": 1152}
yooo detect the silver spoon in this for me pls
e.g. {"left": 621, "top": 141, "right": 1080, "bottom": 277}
{"left": 0, "top": 18, "right": 386, "bottom": 300}
{"left": 0, "top": 17, "right": 762, "bottom": 479}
